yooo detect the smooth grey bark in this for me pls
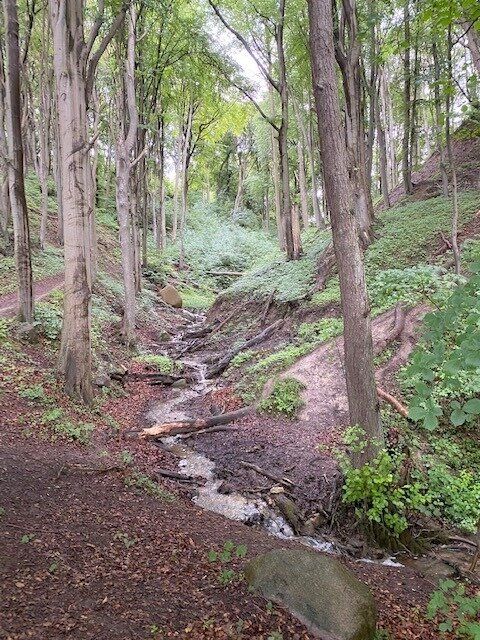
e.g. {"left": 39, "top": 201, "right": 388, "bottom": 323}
{"left": 402, "top": 0, "right": 413, "bottom": 195}
{"left": 446, "top": 27, "right": 460, "bottom": 275}
{"left": 178, "top": 100, "right": 193, "bottom": 270}
{"left": 3, "top": 0, "right": 33, "bottom": 322}
{"left": 50, "top": 0, "right": 92, "bottom": 402}
{"left": 308, "top": 0, "right": 382, "bottom": 467}
{"left": 432, "top": 42, "right": 449, "bottom": 198}
{"left": 115, "top": 4, "right": 139, "bottom": 345}
{"left": 0, "top": 41, "right": 11, "bottom": 246}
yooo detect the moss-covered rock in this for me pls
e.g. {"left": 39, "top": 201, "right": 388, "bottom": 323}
{"left": 245, "top": 549, "right": 377, "bottom": 640}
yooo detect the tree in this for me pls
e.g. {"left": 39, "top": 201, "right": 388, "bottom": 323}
{"left": 115, "top": 3, "right": 140, "bottom": 346}
{"left": 49, "top": 0, "right": 127, "bottom": 403}
{"left": 3, "top": 0, "right": 33, "bottom": 323}
{"left": 308, "top": 0, "right": 383, "bottom": 466}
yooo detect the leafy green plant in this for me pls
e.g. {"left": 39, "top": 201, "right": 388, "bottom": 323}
{"left": 114, "top": 531, "right": 138, "bottom": 549}
{"left": 34, "top": 301, "right": 63, "bottom": 341}
{"left": 51, "top": 420, "right": 94, "bottom": 444}
{"left": 19, "top": 384, "right": 46, "bottom": 402}
{"left": 207, "top": 540, "right": 247, "bottom": 586}
{"left": 404, "top": 266, "right": 480, "bottom": 431}
{"left": 336, "top": 427, "right": 424, "bottom": 536}
{"left": 21, "top": 533, "right": 35, "bottom": 544}
{"left": 297, "top": 318, "right": 343, "bottom": 342}
{"left": 0, "top": 318, "right": 10, "bottom": 343}
{"left": 259, "top": 377, "right": 305, "bottom": 418}
{"left": 124, "top": 471, "right": 174, "bottom": 502}
{"left": 427, "top": 579, "right": 480, "bottom": 638}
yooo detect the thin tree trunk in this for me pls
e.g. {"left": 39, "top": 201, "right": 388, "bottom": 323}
{"left": 461, "top": 20, "right": 480, "bottom": 77}
{"left": 446, "top": 27, "right": 460, "bottom": 275}
{"left": 179, "top": 101, "right": 193, "bottom": 270}
{"left": 267, "top": 42, "right": 284, "bottom": 251}
{"left": 308, "top": 0, "right": 382, "bottom": 467}
{"left": 3, "top": 0, "right": 33, "bottom": 322}
{"left": 374, "top": 71, "right": 391, "bottom": 207}
{"left": 297, "top": 135, "right": 309, "bottom": 228}
{"left": 0, "top": 43, "right": 11, "bottom": 247}
{"left": 115, "top": 5, "right": 139, "bottom": 345}
{"left": 233, "top": 150, "right": 245, "bottom": 216}
{"left": 38, "top": 14, "right": 52, "bottom": 251}
{"left": 276, "top": 0, "right": 299, "bottom": 260}
{"left": 307, "top": 113, "right": 325, "bottom": 229}
{"left": 432, "top": 42, "right": 449, "bottom": 197}
{"left": 402, "top": 0, "right": 413, "bottom": 195}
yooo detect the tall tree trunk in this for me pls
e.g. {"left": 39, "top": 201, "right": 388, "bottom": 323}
{"left": 308, "top": 0, "right": 382, "bottom": 467}
{"left": 446, "top": 27, "right": 460, "bottom": 275}
{"left": 50, "top": 0, "right": 92, "bottom": 401}
{"left": 179, "top": 101, "right": 193, "bottom": 270}
{"left": 432, "top": 42, "right": 449, "bottom": 198}
{"left": 297, "top": 135, "right": 309, "bottom": 228}
{"left": 156, "top": 116, "right": 166, "bottom": 250}
{"left": 3, "top": 0, "right": 33, "bottom": 322}
{"left": 267, "top": 39, "right": 284, "bottom": 251}
{"left": 336, "top": 0, "right": 374, "bottom": 244}
{"left": 0, "top": 43, "right": 11, "bottom": 248}
{"left": 402, "top": 0, "right": 413, "bottom": 195}
{"left": 461, "top": 20, "right": 480, "bottom": 77}
{"left": 115, "top": 4, "right": 139, "bottom": 345}
{"left": 38, "top": 12, "right": 52, "bottom": 251}
{"left": 233, "top": 150, "right": 245, "bottom": 216}
{"left": 374, "top": 72, "right": 391, "bottom": 208}
{"left": 276, "top": 0, "right": 299, "bottom": 260}
{"left": 307, "top": 112, "right": 325, "bottom": 229}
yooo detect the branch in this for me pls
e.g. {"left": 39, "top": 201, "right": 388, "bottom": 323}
{"left": 130, "top": 146, "right": 148, "bottom": 170}
{"left": 207, "top": 0, "right": 280, "bottom": 93}
{"left": 85, "top": 0, "right": 105, "bottom": 61}
{"left": 86, "top": 1, "right": 130, "bottom": 99}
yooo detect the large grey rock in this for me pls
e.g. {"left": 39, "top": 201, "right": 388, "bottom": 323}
{"left": 159, "top": 284, "right": 182, "bottom": 308}
{"left": 245, "top": 549, "right": 377, "bottom": 640}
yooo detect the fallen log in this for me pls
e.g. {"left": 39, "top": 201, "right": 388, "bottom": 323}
{"left": 155, "top": 468, "right": 198, "bottom": 483}
{"left": 240, "top": 461, "right": 296, "bottom": 488}
{"left": 377, "top": 387, "right": 409, "bottom": 419}
{"left": 178, "top": 424, "right": 238, "bottom": 439}
{"left": 206, "top": 319, "right": 284, "bottom": 378}
{"left": 140, "top": 406, "right": 252, "bottom": 439}
{"left": 206, "top": 270, "right": 243, "bottom": 277}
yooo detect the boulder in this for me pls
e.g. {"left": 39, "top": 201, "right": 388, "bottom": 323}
{"left": 159, "top": 284, "right": 182, "bottom": 308}
{"left": 245, "top": 549, "right": 377, "bottom": 640}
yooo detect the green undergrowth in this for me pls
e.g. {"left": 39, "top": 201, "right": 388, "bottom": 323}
{"left": 226, "top": 228, "right": 331, "bottom": 303}
{"left": 259, "top": 377, "right": 305, "bottom": 418}
{"left": 133, "top": 353, "right": 179, "bottom": 374}
{"left": 234, "top": 317, "right": 343, "bottom": 403}
{"left": 179, "top": 284, "right": 217, "bottom": 310}
{"left": 223, "top": 191, "right": 480, "bottom": 309}
{"left": 366, "top": 191, "right": 480, "bottom": 271}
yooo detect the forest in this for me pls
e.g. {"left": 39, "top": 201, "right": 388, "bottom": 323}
{"left": 1, "top": 0, "right": 480, "bottom": 637}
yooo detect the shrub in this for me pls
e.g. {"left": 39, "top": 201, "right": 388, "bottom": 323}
{"left": 259, "top": 377, "right": 305, "bottom": 418}
{"left": 427, "top": 579, "right": 480, "bottom": 638}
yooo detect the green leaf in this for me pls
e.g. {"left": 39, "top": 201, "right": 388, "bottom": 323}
{"left": 235, "top": 544, "right": 247, "bottom": 558}
{"left": 423, "top": 414, "right": 439, "bottom": 431}
{"left": 408, "top": 406, "right": 426, "bottom": 421}
{"left": 207, "top": 550, "right": 218, "bottom": 562}
{"left": 464, "top": 398, "right": 480, "bottom": 415}
{"left": 450, "top": 409, "right": 467, "bottom": 427}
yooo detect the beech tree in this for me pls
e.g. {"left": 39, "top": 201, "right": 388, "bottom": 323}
{"left": 308, "top": 0, "right": 383, "bottom": 466}
{"left": 49, "top": 0, "right": 127, "bottom": 402}
{"left": 3, "top": 0, "right": 33, "bottom": 323}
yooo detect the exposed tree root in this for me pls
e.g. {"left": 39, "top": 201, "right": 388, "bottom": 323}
{"left": 377, "top": 387, "right": 409, "bottom": 419}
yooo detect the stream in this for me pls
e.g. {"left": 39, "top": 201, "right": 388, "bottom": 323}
{"left": 143, "top": 312, "right": 476, "bottom": 579}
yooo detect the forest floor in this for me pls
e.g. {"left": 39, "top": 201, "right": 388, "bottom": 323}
{"left": 0, "top": 288, "right": 447, "bottom": 640}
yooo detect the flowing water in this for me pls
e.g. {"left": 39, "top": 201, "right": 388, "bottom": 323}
{"left": 146, "top": 315, "right": 475, "bottom": 574}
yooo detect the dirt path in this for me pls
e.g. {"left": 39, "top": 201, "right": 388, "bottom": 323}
{"left": 0, "top": 273, "right": 64, "bottom": 317}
